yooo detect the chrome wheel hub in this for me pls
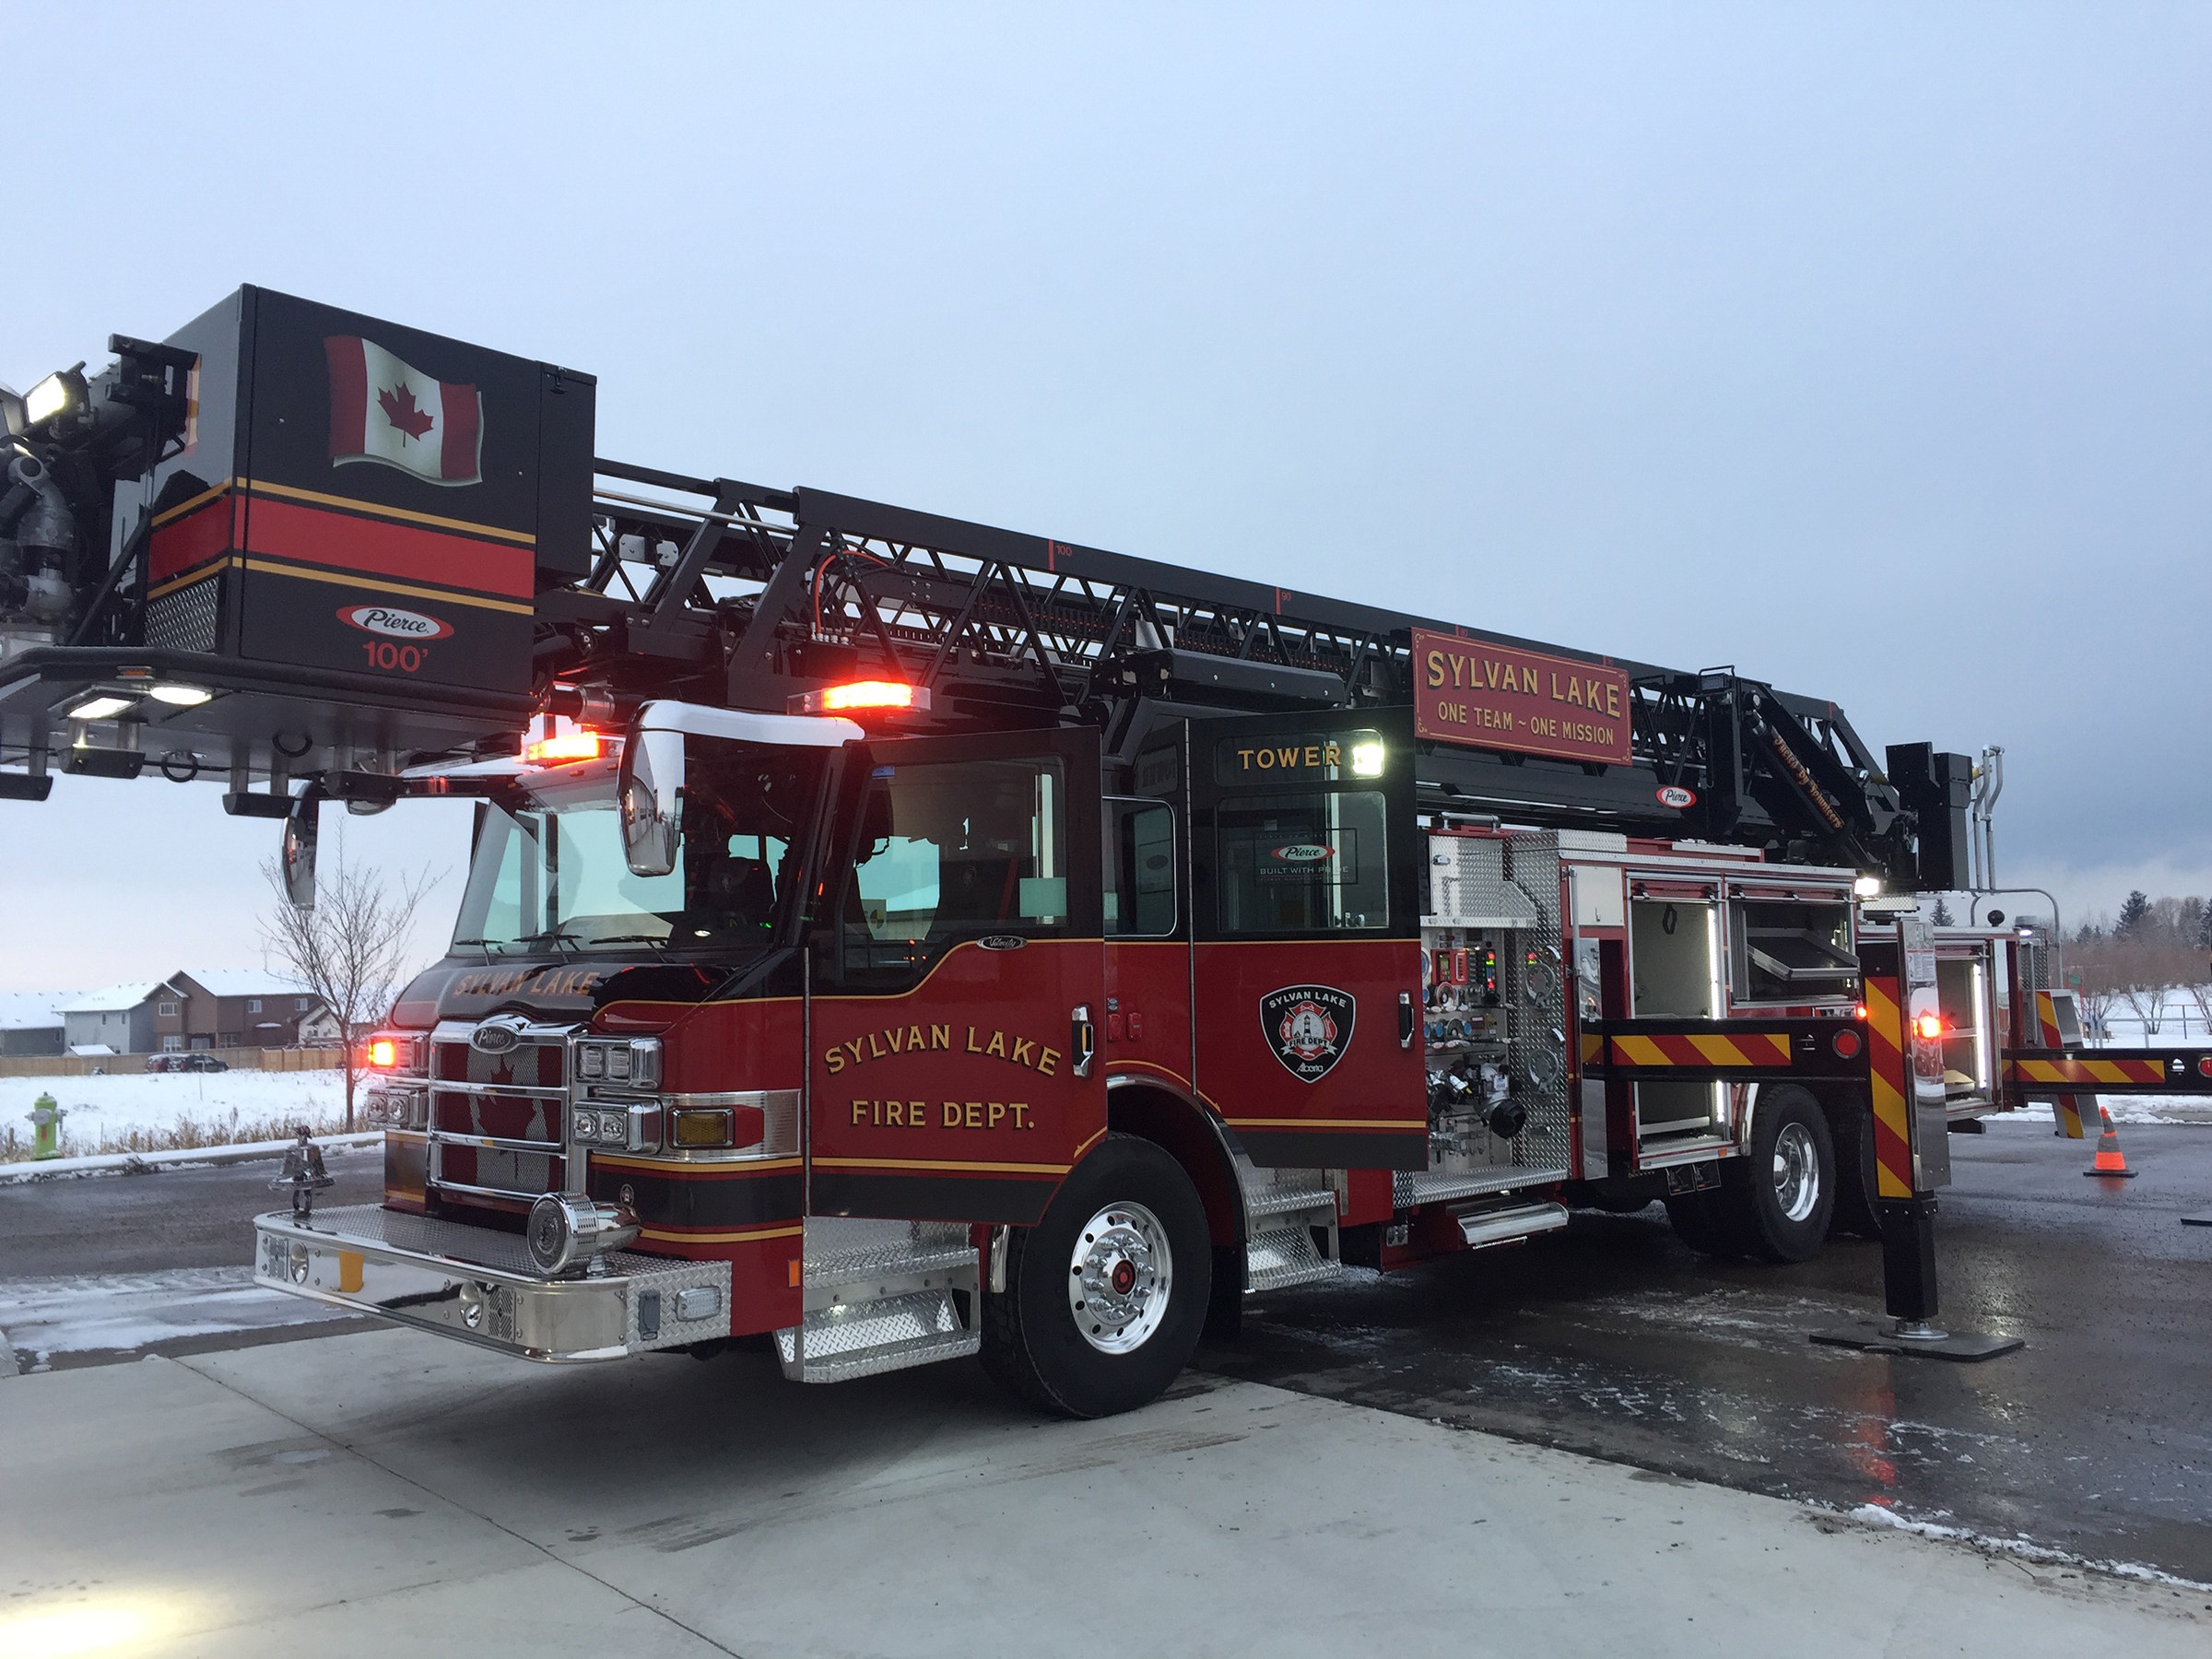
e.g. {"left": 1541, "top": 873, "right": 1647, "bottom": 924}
{"left": 1772, "top": 1121, "right": 1820, "bottom": 1223}
{"left": 1067, "top": 1201, "right": 1172, "bottom": 1354}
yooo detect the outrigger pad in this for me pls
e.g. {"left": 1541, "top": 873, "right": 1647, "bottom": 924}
{"left": 2181, "top": 1214, "right": 2212, "bottom": 1229}
{"left": 1808, "top": 1321, "right": 2025, "bottom": 1362}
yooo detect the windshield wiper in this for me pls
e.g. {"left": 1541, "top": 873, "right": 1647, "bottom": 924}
{"left": 452, "top": 935, "right": 499, "bottom": 963}
{"left": 585, "top": 933, "right": 670, "bottom": 955}
{"left": 510, "top": 928, "right": 585, "bottom": 958}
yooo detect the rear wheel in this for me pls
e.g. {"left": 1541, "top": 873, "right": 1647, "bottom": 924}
{"left": 1719, "top": 1085, "right": 1835, "bottom": 1263}
{"left": 981, "top": 1134, "right": 1211, "bottom": 1418}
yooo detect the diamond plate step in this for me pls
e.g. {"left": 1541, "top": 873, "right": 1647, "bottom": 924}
{"left": 773, "top": 1288, "right": 980, "bottom": 1383}
{"left": 1243, "top": 1182, "right": 1336, "bottom": 1220}
{"left": 804, "top": 1218, "right": 976, "bottom": 1289}
{"left": 1245, "top": 1222, "right": 1344, "bottom": 1294}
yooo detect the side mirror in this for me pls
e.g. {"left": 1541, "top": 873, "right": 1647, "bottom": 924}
{"left": 619, "top": 725, "right": 685, "bottom": 877}
{"left": 282, "top": 792, "right": 320, "bottom": 909}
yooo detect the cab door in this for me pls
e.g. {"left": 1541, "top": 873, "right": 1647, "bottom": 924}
{"left": 806, "top": 726, "right": 1106, "bottom": 1224}
{"left": 1190, "top": 709, "right": 1427, "bottom": 1169}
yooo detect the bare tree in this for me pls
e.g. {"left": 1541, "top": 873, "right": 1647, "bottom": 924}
{"left": 2119, "top": 980, "right": 2169, "bottom": 1038}
{"left": 261, "top": 856, "right": 439, "bottom": 1131}
{"left": 2186, "top": 978, "right": 2212, "bottom": 1040}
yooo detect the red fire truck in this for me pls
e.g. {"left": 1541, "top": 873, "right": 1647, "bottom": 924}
{"left": 7, "top": 290, "right": 2199, "bottom": 1411}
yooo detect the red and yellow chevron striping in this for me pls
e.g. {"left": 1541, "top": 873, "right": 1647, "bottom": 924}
{"left": 1603, "top": 1030, "right": 1793, "bottom": 1069}
{"left": 1865, "top": 976, "right": 1914, "bottom": 1200}
{"left": 2033, "top": 991, "right": 2088, "bottom": 1139}
{"left": 2008, "top": 1056, "right": 2167, "bottom": 1087}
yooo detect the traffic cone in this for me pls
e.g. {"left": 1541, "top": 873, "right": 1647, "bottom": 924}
{"left": 2083, "top": 1105, "right": 2136, "bottom": 1179}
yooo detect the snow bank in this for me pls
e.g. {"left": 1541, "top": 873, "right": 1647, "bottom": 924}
{"left": 0, "top": 1068, "right": 349, "bottom": 1160}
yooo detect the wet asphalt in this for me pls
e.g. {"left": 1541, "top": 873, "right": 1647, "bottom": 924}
{"left": 3, "top": 1122, "right": 2207, "bottom": 1580}
{"left": 1204, "top": 1120, "right": 2212, "bottom": 1582}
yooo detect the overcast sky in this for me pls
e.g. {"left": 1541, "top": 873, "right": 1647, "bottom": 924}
{"left": 5, "top": 5, "right": 2207, "bottom": 991}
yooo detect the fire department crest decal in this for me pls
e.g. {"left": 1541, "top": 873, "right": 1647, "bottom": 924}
{"left": 1260, "top": 984, "right": 1355, "bottom": 1083}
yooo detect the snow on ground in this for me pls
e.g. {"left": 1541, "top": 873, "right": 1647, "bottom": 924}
{"left": 0, "top": 1068, "right": 347, "bottom": 1159}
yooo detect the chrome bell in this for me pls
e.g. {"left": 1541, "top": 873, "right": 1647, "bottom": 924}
{"left": 270, "top": 1125, "right": 335, "bottom": 1219}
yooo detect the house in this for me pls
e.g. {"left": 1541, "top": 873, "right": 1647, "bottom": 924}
{"left": 63, "top": 982, "right": 179, "bottom": 1055}
{"left": 161, "top": 970, "right": 328, "bottom": 1051}
{"left": 0, "top": 991, "right": 74, "bottom": 1057}
{"left": 297, "top": 1006, "right": 346, "bottom": 1047}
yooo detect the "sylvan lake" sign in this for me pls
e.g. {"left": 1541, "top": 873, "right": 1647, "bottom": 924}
{"left": 1410, "top": 628, "right": 1632, "bottom": 767}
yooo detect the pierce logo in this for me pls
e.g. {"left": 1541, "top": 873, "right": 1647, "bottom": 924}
{"left": 1655, "top": 784, "right": 1697, "bottom": 810}
{"left": 338, "top": 604, "right": 455, "bottom": 641}
{"left": 1269, "top": 843, "right": 1335, "bottom": 865}
{"left": 1259, "top": 984, "right": 1357, "bottom": 1084}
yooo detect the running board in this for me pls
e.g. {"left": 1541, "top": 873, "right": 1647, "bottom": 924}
{"left": 1454, "top": 1199, "right": 1571, "bottom": 1251}
{"left": 774, "top": 1218, "right": 981, "bottom": 1383}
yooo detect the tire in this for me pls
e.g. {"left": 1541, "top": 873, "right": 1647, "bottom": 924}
{"left": 1827, "top": 1092, "right": 1883, "bottom": 1240}
{"left": 981, "top": 1133, "right": 1212, "bottom": 1418}
{"left": 1718, "top": 1084, "right": 1836, "bottom": 1264}
{"left": 1665, "top": 1189, "right": 1735, "bottom": 1256}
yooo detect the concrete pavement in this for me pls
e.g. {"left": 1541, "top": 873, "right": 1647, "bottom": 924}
{"left": 2, "top": 1324, "right": 2204, "bottom": 1658}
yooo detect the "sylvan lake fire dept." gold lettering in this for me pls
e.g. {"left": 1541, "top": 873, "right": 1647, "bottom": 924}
{"left": 849, "top": 1098, "right": 1036, "bottom": 1130}
{"left": 822, "top": 1024, "right": 1062, "bottom": 1077}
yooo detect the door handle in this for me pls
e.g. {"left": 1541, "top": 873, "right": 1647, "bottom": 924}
{"left": 1398, "top": 990, "right": 1416, "bottom": 1049}
{"left": 1072, "top": 1004, "right": 1096, "bottom": 1077}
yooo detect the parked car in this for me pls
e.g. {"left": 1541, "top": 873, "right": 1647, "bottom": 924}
{"left": 180, "top": 1053, "right": 230, "bottom": 1073}
{"left": 145, "top": 1053, "right": 182, "bottom": 1072}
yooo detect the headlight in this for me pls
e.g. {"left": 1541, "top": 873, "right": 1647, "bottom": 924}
{"left": 362, "top": 1086, "right": 424, "bottom": 1129}
{"left": 572, "top": 1035, "right": 660, "bottom": 1090}
{"left": 568, "top": 1103, "right": 658, "bottom": 1149}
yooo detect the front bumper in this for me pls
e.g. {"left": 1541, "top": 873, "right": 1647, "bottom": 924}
{"left": 253, "top": 1204, "right": 731, "bottom": 1362}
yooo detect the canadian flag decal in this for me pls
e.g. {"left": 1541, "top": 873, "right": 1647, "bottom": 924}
{"left": 324, "top": 335, "right": 483, "bottom": 487}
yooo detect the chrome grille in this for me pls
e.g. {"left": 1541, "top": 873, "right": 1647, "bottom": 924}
{"left": 427, "top": 1019, "right": 576, "bottom": 1203}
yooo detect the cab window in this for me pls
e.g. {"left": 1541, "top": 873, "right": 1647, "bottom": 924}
{"left": 833, "top": 755, "right": 1069, "bottom": 982}
{"left": 1215, "top": 791, "right": 1387, "bottom": 934}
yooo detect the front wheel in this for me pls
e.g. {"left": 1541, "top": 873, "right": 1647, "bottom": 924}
{"left": 981, "top": 1133, "right": 1211, "bottom": 1418}
{"left": 1719, "top": 1085, "right": 1836, "bottom": 1263}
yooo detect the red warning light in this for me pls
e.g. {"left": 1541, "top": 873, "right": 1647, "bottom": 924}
{"left": 792, "top": 680, "right": 933, "bottom": 715}
{"left": 1912, "top": 1012, "right": 1944, "bottom": 1041}
{"left": 1831, "top": 1028, "right": 1863, "bottom": 1060}
{"left": 525, "top": 730, "right": 603, "bottom": 765}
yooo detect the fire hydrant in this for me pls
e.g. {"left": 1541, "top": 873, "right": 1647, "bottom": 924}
{"left": 29, "top": 1092, "right": 65, "bottom": 1159}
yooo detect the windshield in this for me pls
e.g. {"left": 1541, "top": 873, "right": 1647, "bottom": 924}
{"left": 452, "top": 741, "right": 831, "bottom": 956}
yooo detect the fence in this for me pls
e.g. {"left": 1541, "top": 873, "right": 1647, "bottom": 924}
{"left": 0, "top": 1047, "right": 344, "bottom": 1078}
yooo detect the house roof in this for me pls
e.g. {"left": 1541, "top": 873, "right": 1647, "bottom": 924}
{"left": 0, "top": 992, "right": 75, "bottom": 1032}
{"left": 175, "top": 969, "right": 319, "bottom": 1001}
{"left": 62, "top": 982, "right": 174, "bottom": 1015}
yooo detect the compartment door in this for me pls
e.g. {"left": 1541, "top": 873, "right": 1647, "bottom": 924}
{"left": 1191, "top": 710, "right": 1427, "bottom": 1169}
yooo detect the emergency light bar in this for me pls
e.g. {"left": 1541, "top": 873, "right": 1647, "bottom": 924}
{"left": 524, "top": 731, "right": 606, "bottom": 765}
{"left": 789, "top": 680, "right": 931, "bottom": 715}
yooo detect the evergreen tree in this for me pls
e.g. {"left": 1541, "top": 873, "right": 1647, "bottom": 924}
{"left": 2116, "top": 889, "right": 2152, "bottom": 938}
{"left": 1931, "top": 896, "right": 1955, "bottom": 925}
